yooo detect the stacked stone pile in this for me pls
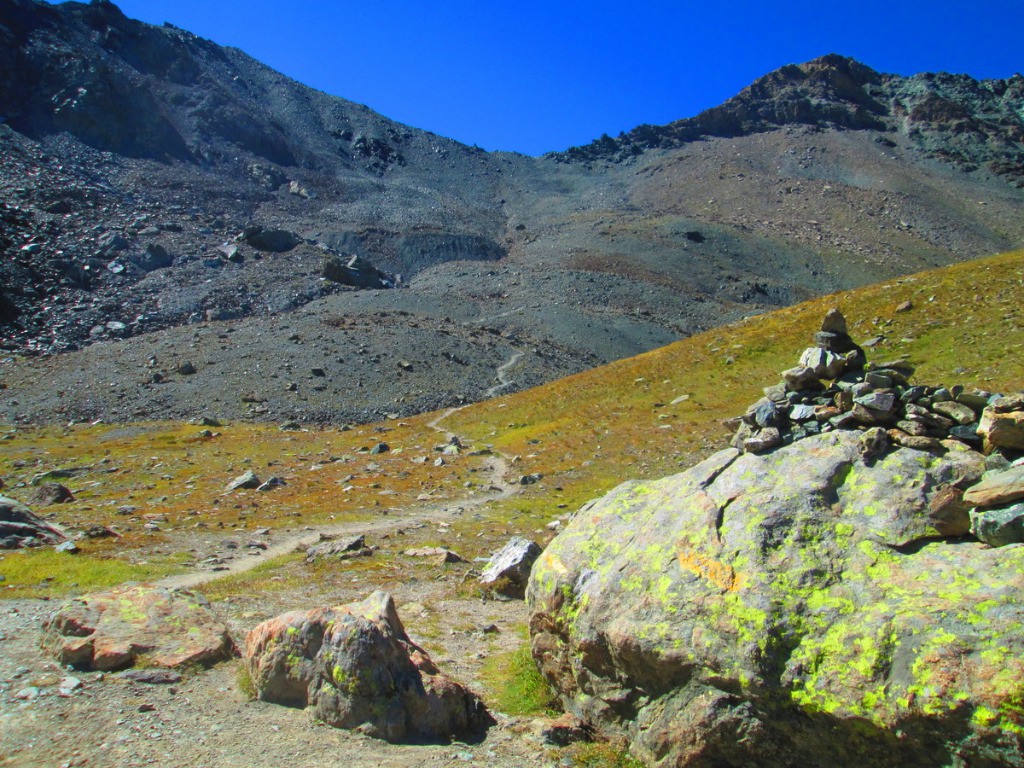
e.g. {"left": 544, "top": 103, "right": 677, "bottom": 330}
{"left": 727, "top": 308, "right": 1019, "bottom": 459}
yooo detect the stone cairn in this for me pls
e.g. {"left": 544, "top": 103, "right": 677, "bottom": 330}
{"left": 726, "top": 308, "right": 1024, "bottom": 461}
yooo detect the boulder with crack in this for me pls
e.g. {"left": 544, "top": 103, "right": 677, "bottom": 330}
{"left": 527, "top": 430, "right": 1024, "bottom": 767}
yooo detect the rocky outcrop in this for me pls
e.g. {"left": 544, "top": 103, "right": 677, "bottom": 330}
{"left": 727, "top": 309, "right": 1003, "bottom": 456}
{"left": 42, "top": 585, "right": 235, "bottom": 670}
{"left": 526, "top": 428, "right": 1024, "bottom": 766}
{"left": 322, "top": 253, "right": 394, "bottom": 289}
{"left": 245, "top": 591, "right": 492, "bottom": 743}
{"left": 0, "top": 494, "right": 67, "bottom": 548}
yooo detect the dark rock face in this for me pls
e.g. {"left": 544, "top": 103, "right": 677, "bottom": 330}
{"left": 527, "top": 431, "right": 1024, "bottom": 766}
{"left": 245, "top": 591, "right": 492, "bottom": 743}
{"left": 0, "top": 494, "right": 66, "bottom": 548}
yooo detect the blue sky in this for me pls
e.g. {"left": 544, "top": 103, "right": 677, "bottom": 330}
{"left": 109, "top": 0, "right": 1024, "bottom": 156}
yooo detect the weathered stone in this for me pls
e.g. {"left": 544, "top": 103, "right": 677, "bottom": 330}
{"left": 240, "top": 226, "right": 301, "bottom": 252}
{"left": 528, "top": 432, "right": 1016, "bottom": 768}
{"left": 479, "top": 537, "right": 542, "bottom": 598}
{"left": 369, "top": 442, "right": 390, "bottom": 455}
{"left": 864, "top": 371, "right": 893, "bottom": 389}
{"left": 749, "top": 399, "right": 783, "bottom": 429}
{"left": 854, "top": 390, "right": 897, "bottom": 413}
{"left": 979, "top": 407, "right": 1024, "bottom": 451}
{"left": 949, "top": 424, "right": 983, "bottom": 446}
{"left": 225, "top": 470, "right": 260, "bottom": 492}
{"left": 742, "top": 426, "right": 781, "bottom": 454}
{"left": 851, "top": 403, "right": 897, "bottom": 426}
{"left": 781, "top": 366, "right": 819, "bottom": 391}
{"left": 964, "top": 465, "right": 1024, "bottom": 507}
{"left": 28, "top": 482, "right": 74, "bottom": 505}
{"left": 245, "top": 591, "right": 492, "bottom": 742}
{"left": 42, "top": 585, "right": 235, "bottom": 671}
{"left": 403, "top": 547, "right": 464, "bottom": 563}
{"left": 305, "top": 535, "right": 368, "bottom": 563}
{"left": 788, "top": 404, "right": 818, "bottom": 422}
{"left": 887, "top": 429, "right": 943, "bottom": 452}
{"left": 927, "top": 484, "right": 971, "bottom": 536}
{"left": 820, "top": 308, "right": 848, "bottom": 335}
{"left": 0, "top": 495, "right": 67, "bottom": 549}
{"left": 932, "top": 400, "right": 978, "bottom": 426}
{"left": 970, "top": 503, "right": 1024, "bottom": 547}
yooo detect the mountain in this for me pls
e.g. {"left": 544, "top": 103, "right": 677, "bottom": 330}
{"left": 0, "top": 0, "right": 1022, "bottom": 425}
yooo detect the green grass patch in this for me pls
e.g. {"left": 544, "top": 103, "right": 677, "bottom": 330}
{"left": 0, "top": 548, "right": 187, "bottom": 599}
{"left": 561, "top": 742, "right": 644, "bottom": 768}
{"left": 480, "top": 640, "right": 560, "bottom": 716}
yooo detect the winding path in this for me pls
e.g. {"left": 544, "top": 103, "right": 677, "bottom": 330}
{"left": 158, "top": 351, "right": 525, "bottom": 591}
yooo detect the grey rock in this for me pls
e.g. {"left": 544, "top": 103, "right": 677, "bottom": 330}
{"left": 527, "top": 431, "right": 1010, "bottom": 768}
{"left": 970, "top": 503, "right": 1024, "bottom": 547}
{"left": 305, "top": 535, "right": 367, "bottom": 564}
{"left": 225, "top": 470, "right": 260, "bottom": 492}
{"left": 479, "top": 537, "right": 542, "bottom": 598}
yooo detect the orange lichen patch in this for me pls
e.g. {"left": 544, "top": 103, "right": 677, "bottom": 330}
{"left": 677, "top": 548, "right": 745, "bottom": 593}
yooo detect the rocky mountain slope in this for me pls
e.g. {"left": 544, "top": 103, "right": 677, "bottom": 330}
{"left": 1, "top": 0, "right": 1022, "bottom": 424}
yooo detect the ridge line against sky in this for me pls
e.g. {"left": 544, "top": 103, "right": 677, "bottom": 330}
{"left": 96, "top": 1, "right": 1024, "bottom": 156}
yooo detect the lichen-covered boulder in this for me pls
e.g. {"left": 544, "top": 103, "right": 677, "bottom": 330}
{"left": 42, "top": 585, "right": 235, "bottom": 670}
{"left": 245, "top": 591, "right": 492, "bottom": 743}
{"left": 527, "top": 431, "right": 1024, "bottom": 767}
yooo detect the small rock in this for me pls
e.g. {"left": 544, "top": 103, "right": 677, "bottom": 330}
{"left": 479, "top": 537, "right": 542, "bottom": 598}
{"left": 55, "top": 540, "right": 80, "bottom": 554}
{"left": 225, "top": 470, "right": 261, "bottom": 492}
{"left": 970, "top": 503, "right": 1024, "bottom": 547}
{"left": 177, "top": 362, "right": 197, "bottom": 376}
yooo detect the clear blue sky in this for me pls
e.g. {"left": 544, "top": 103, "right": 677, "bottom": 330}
{"left": 107, "top": 0, "right": 1023, "bottom": 156}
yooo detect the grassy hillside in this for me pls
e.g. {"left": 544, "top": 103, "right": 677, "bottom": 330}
{"left": 445, "top": 247, "right": 1024, "bottom": 513}
{"left": 1, "top": 249, "right": 1021, "bottom": 599}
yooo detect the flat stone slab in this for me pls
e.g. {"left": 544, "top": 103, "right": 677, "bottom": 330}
{"left": 42, "top": 585, "right": 235, "bottom": 671}
{"left": 964, "top": 465, "right": 1024, "bottom": 507}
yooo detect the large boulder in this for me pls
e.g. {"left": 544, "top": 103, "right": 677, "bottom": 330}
{"left": 0, "top": 495, "right": 67, "bottom": 548}
{"left": 42, "top": 585, "right": 235, "bottom": 670}
{"left": 527, "top": 431, "right": 1024, "bottom": 767}
{"left": 245, "top": 591, "right": 492, "bottom": 743}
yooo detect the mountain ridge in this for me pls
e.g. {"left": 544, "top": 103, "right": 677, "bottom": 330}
{"left": 0, "top": 0, "right": 1022, "bottom": 425}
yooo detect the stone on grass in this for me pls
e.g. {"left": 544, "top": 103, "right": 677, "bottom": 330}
{"left": 42, "top": 585, "right": 235, "bottom": 671}
{"left": 245, "top": 591, "right": 492, "bottom": 743}
{"left": 479, "top": 537, "right": 542, "bottom": 598}
{"left": 305, "top": 535, "right": 369, "bottom": 563}
{"left": 29, "top": 482, "right": 75, "bottom": 505}
{"left": 225, "top": 470, "right": 260, "bottom": 492}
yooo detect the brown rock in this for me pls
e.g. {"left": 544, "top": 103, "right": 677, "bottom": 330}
{"left": 927, "top": 485, "right": 971, "bottom": 536}
{"left": 42, "top": 585, "right": 235, "bottom": 671}
{"left": 820, "top": 308, "right": 848, "bottom": 335}
{"left": 29, "top": 483, "right": 75, "bottom": 505}
{"left": 964, "top": 465, "right": 1024, "bottom": 508}
{"left": 245, "top": 591, "right": 492, "bottom": 742}
{"left": 979, "top": 407, "right": 1024, "bottom": 451}
{"left": 887, "top": 430, "right": 943, "bottom": 452}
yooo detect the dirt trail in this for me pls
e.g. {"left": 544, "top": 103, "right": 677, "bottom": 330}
{"left": 158, "top": 362, "right": 522, "bottom": 592}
